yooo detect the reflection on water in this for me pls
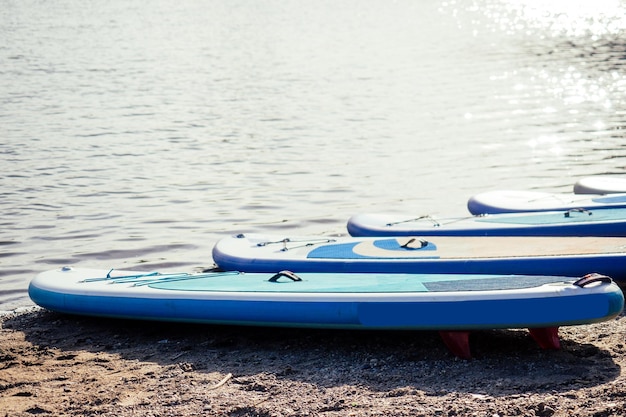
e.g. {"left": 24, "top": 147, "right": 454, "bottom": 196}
{"left": 1, "top": 0, "right": 626, "bottom": 310}
{"left": 462, "top": 0, "right": 626, "bottom": 168}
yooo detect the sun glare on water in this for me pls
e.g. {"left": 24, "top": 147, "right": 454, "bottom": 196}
{"left": 500, "top": 0, "right": 626, "bottom": 37}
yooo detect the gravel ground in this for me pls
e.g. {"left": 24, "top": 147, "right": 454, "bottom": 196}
{"left": 1, "top": 307, "right": 625, "bottom": 416}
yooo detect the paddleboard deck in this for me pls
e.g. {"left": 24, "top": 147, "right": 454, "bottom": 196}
{"left": 29, "top": 267, "right": 624, "bottom": 358}
{"left": 347, "top": 208, "right": 626, "bottom": 237}
{"left": 467, "top": 190, "right": 626, "bottom": 214}
{"left": 212, "top": 234, "right": 626, "bottom": 280}
{"left": 574, "top": 176, "right": 626, "bottom": 195}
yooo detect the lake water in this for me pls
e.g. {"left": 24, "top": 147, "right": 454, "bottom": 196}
{"left": 2, "top": 0, "right": 626, "bottom": 310}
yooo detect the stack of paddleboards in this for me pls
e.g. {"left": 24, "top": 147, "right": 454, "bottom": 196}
{"left": 29, "top": 175, "right": 625, "bottom": 358}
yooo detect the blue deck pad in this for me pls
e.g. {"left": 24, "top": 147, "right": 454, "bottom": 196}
{"left": 476, "top": 208, "right": 626, "bottom": 225}
{"left": 307, "top": 239, "right": 438, "bottom": 260}
{"left": 149, "top": 274, "right": 431, "bottom": 293}
{"left": 146, "top": 273, "right": 573, "bottom": 293}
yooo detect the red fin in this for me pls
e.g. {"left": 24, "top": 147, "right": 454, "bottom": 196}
{"left": 439, "top": 331, "right": 472, "bottom": 359}
{"left": 528, "top": 327, "right": 561, "bottom": 350}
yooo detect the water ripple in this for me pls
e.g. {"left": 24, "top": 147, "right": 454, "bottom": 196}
{"left": 2, "top": 0, "right": 626, "bottom": 308}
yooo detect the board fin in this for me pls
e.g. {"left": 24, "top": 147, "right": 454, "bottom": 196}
{"left": 439, "top": 331, "right": 472, "bottom": 359}
{"left": 528, "top": 327, "right": 560, "bottom": 350}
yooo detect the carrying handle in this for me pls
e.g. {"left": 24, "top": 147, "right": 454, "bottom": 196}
{"left": 268, "top": 270, "right": 303, "bottom": 282}
{"left": 564, "top": 208, "right": 592, "bottom": 218}
{"left": 573, "top": 273, "right": 613, "bottom": 287}
{"left": 400, "top": 237, "right": 428, "bottom": 249}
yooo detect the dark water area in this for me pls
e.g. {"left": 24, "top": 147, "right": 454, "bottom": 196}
{"left": 2, "top": 0, "right": 626, "bottom": 310}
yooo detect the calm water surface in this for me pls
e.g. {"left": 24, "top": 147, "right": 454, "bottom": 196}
{"left": 2, "top": 0, "right": 626, "bottom": 310}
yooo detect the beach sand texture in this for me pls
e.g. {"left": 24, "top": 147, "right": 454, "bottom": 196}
{"left": 1, "top": 308, "right": 625, "bottom": 417}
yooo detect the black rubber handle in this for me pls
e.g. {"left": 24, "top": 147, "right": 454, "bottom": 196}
{"left": 564, "top": 208, "right": 592, "bottom": 218}
{"left": 573, "top": 273, "right": 613, "bottom": 287}
{"left": 400, "top": 237, "right": 428, "bottom": 249}
{"left": 268, "top": 270, "right": 303, "bottom": 282}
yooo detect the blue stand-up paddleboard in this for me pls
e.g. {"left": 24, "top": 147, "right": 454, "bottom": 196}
{"left": 212, "top": 234, "right": 626, "bottom": 281}
{"left": 29, "top": 267, "right": 624, "bottom": 358}
{"left": 574, "top": 176, "right": 626, "bottom": 195}
{"left": 347, "top": 208, "right": 626, "bottom": 237}
{"left": 467, "top": 190, "right": 626, "bottom": 214}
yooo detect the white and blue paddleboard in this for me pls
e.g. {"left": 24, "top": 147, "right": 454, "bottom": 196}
{"left": 574, "top": 176, "right": 626, "bottom": 195}
{"left": 347, "top": 208, "right": 626, "bottom": 237}
{"left": 212, "top": 233, "right": 626, "bottom": 281}
{"left": 467, "top": 190, "right": 626, "bottom": 215}
{"left": 29, "top": 267, "right": 624, "bottom": 358}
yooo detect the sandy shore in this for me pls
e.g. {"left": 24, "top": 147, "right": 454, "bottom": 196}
{"left": 1, "top": 307, "right": 625, "bottom": 416}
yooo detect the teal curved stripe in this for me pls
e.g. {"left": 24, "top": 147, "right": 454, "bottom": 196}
{"left": 307, "top": 240, "right": 438, "bottom": 260}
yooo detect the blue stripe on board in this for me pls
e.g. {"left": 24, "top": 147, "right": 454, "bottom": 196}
{"left": 476, "top": 208, "right": 626, "bottom": 225}
{"left": 593, "top": 195, "right": 626, "bottom": 203}
{"left": 27, "top": 287, "right": 624, "bottom": 330}
{"left": 357, "top": 294, "right": 621, "bottom": 328}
